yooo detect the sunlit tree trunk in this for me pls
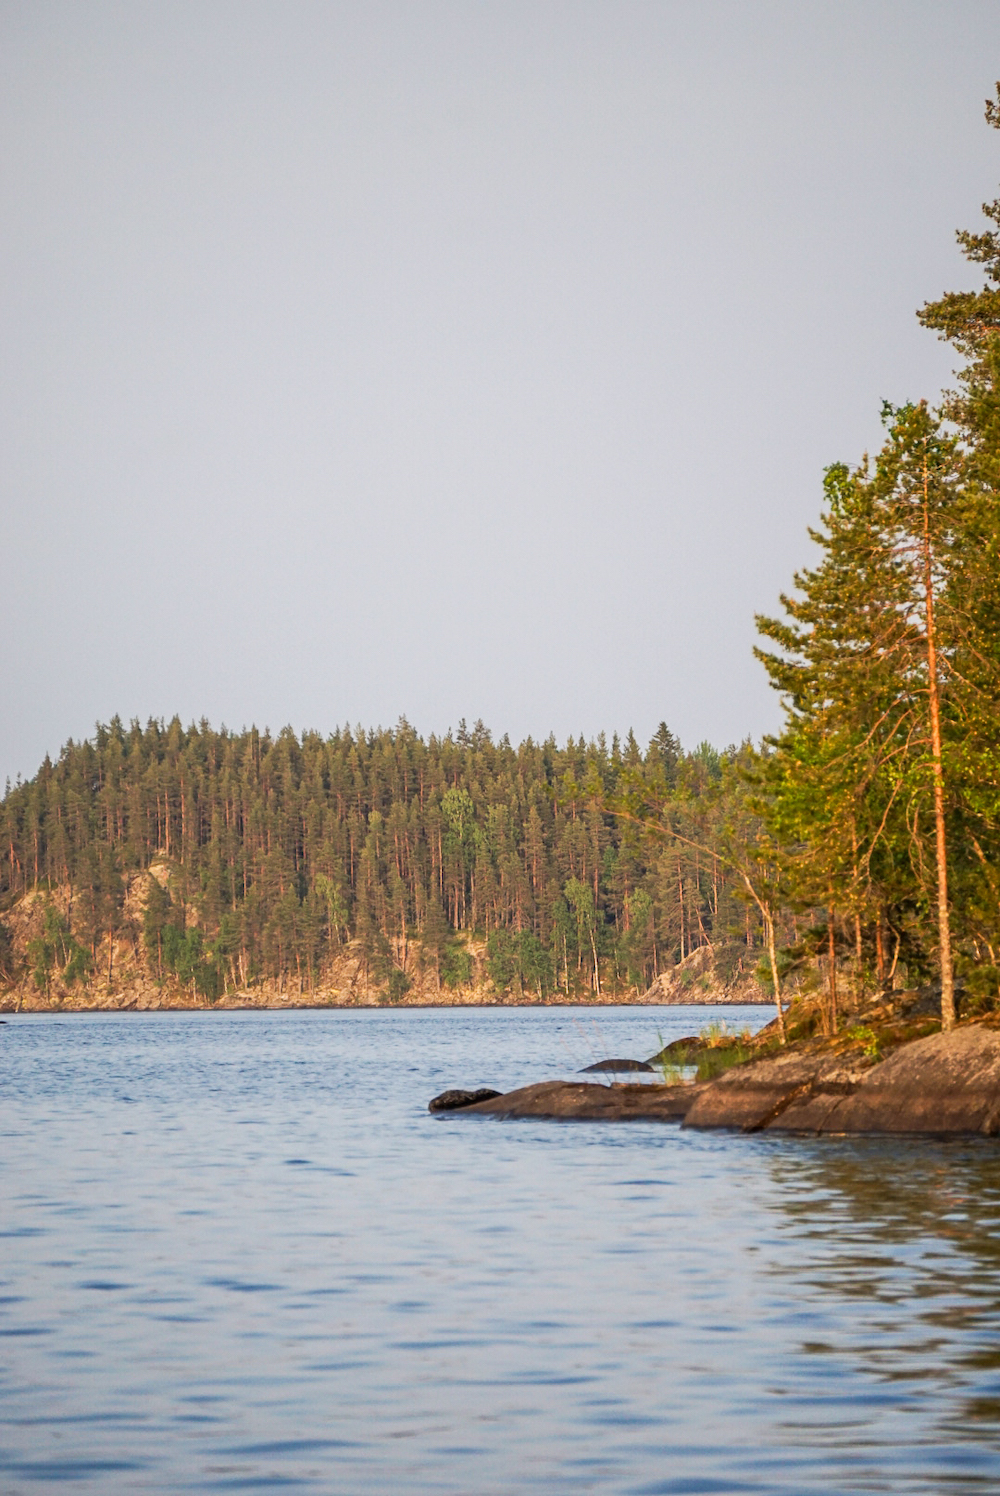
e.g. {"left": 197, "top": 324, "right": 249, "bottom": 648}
{"left": 922, "top": 454, "right": 956, "bottom": 1030}
{"left": 827, "top": 907, "right": 838, "bottom": 1035}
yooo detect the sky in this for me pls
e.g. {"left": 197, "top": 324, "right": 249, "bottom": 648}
{"left": 2, "top": 1, "right": 999, "bottom": 786}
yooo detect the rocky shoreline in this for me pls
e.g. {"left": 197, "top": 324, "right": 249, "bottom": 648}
{"left": 0, "top": 987, "right": 769, "bottom": 1014}
{"left": 0, "top": 890, "right": 774, "bottom": 1012}
{"left": 430, "top": 994, "right": 1000, "bottom": 1138}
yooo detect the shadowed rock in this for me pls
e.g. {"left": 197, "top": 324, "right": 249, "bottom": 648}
{"left": 428, "top": 1087, "right": 503, "bottom": 1113}
{"left": 580, "top": 1058, "right": 653, "bottom": 1073}
{"left": 446, "top": 1079, "right": 703, "bottom": 1121}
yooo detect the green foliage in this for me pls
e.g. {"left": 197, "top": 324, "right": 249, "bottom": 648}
{"left": 313, "top": 874, "right": 349, "bottom": 946}
{"left": 386, "top": 967, "right": 412, "bottom": 1002}
{"left": 143, "top": 878, "right": 172, "bottom": 974}
{"left": 162, "top": 923, "right": 221, "bottom": 1000}
{"left": 847, "top": 1024, "right": 882, "bottom": 1061}
{"left": 621, "top": 888, "right": 655, "bottom": 986}
{"left": 688, "top": 1020, "right": 755, "bottom": 1079}
{"left": 695, "top": 1042, "right": 754, "bottom": 1081}
{"left": 440, "top": 940, "right": 473, "bottom": 989}
{"left": 485, "top": 929, "right": 518, "bottom": 990}
{"left": 27, "top": 903, "right": 91, "bottom": 990}
{"left": 485, "top": 929, "right": 553, "bottom": 996}
{"left": 517, "top": 933, "right": 553, "bottom": 997}
{"left": 63, "top": 940, "right": 91, "bottom": 986}
{"left": 653, "top": 1031, "right": 688, "bottom": 1086}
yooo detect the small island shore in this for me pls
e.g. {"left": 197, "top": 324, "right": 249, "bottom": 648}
{"left": 432, "top": 997, "right": 1000, "bottom": 1138}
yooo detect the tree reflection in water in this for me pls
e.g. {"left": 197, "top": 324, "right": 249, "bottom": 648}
{"left": 758, "top": 1137, "right": 1000, "bottom": 1478}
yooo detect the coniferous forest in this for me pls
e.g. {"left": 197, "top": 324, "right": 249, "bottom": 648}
{"left": 4, "top": 90, "right": 1000, "bottom": 1016}
{"left": 0, "top": 715, "right": 758, "bottom": 1004}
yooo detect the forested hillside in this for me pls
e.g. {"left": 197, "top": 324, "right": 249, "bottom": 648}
{"left": 0, "top": 718, "right": 767, "bottom": 1005}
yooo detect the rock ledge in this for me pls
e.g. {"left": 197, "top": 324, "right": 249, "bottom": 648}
{"left": 432, "top": 1023, "right": 1000, "bottom": 1136}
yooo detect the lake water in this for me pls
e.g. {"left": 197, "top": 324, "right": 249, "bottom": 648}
{"left": 2, "top": 1005, "right": 1000, "bottom": 1494}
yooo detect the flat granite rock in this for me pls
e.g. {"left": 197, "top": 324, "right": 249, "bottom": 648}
{"left": 684, "top": 1024, "right": 1000, "bottom": 1136}
{"left": 447, "top": 1079, "right": 702, "bottom": 1121}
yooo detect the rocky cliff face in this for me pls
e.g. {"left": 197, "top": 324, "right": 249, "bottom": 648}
{"left": 643, "top": 943, "right": 773, "bottom": 1005}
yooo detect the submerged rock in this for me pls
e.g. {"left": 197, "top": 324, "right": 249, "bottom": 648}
{"left": 428, "top": 1087, "right": 503, "bottom": 1113}
{"left": 580, "top": 1058, "right": 654, "bottom": 1073}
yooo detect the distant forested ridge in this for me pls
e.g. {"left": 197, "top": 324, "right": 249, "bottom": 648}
{"left": 0, "top": 718, "right": 764, "bottom": 1003}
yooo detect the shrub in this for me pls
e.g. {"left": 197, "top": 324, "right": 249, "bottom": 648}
{"left": 441, "top": 941, "right": 473, "bottom": 989}
{"left": 386, "top": 968, "right": 412, "bottom": 1003}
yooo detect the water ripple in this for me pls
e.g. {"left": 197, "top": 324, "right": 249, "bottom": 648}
{"left": 2, "top": 1005, "right": 1000, "bottom": 1493}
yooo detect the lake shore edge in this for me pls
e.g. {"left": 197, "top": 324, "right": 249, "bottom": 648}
{"left": 432, "top": 992, "right": 1000, "bottom": 1137}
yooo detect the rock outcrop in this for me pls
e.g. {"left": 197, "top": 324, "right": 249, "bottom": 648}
{"left": 433, "top": 1022, "right": 1000, "bottom": 1136}
{"left": 684, "top": 1023, "right": 1000, "bottom": 1136}
{"left": 449, "top": 1080, "right": 702, "bottom": 1122}
{"left": 643, "top": 944, "right": 772, "bottom": 1005}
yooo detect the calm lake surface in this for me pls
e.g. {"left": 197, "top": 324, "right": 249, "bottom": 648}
{"left": 2, "top": 1005, "right": 1000, "bottom": 1494}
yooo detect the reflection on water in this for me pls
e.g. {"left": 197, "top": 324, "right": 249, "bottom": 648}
{"left": 1, "top": 1007, "right": 999, "bottom": 1493}
{"left": 763, "top": 1141, "right": 1000, "bottom": 1469}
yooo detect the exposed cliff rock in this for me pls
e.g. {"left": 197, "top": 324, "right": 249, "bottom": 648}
{"left": 643, "top": 944, "right": 772, "bottom": 1005}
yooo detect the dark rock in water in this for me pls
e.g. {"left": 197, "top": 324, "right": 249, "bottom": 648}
{"left": 428, "top": 1087, "right": 503, "bottom": 1113}
{"left": 581, "top": 1058, "right": 653, "bottom": 1073}
{"left": 447, "top": 1079, "right": 703, "bottom": 1121}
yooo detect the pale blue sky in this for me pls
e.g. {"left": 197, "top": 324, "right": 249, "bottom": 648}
{"left": 2, "top": 1, "right": 998, "bottom": 785}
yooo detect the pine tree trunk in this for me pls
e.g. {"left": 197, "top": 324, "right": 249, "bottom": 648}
{"left": 922, "top": 456, "right": 956, "bottom": 1030}
{"left": 827, "top": 908, "right": 838, "bottom": 1035}
{"left": 590, "top": 925, "right": 601, "bottom": 994}
{"left": 765, "top": 910, "right": 785, "bottom": 1044}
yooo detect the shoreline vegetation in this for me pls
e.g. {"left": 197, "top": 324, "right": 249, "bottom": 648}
{"left": 4, "top": 92, "right": 1000, "bottom": 1032}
